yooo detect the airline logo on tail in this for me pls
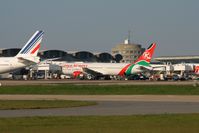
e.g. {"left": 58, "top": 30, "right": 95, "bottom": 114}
{"left": 17, "top": 30, "right": 44, "bottom": 57}
{"left": 118, "top": 43, "right": 156, "bottom": 76}
{"left": 143, "top": 52, "right": 151, "bottom": 60}
{"left": 135, "top": 43, "right": 156, "bottom": 64}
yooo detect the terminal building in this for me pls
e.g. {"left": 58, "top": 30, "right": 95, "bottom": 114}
{"left": 1, "top": 44, "right": 199, "bottom": 80}
{"left": 1, "top": 47, "right": 199, "bottom": 65}
{"left": 111, "top": 39, "right": 145, "bottom": 63}
{"left": 0, "top": 48, "right": 122, "bottom": 63}
{"left": 0, "top": 48, "right": 124, "bottom": 79}
{"left": 154, "top": 56, "right": 199, "bottom": 64}
{"left": 0, "top": 48, "right": 20, "bottom": 57}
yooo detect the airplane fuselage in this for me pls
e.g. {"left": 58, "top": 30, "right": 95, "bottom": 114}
{"left": 0, "top": 57, "right": 32, "bottom": 74}
{"left": 0, "top": 30, "right": 43, "bottom": 74}
{"left": 61, "top": 62, "right": 143, "bottom": 76}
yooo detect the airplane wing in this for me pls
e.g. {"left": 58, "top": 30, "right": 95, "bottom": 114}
{"left": 138, "top": 65, "right": 168, "bottom": 71}
{"left": 136, "top": 65, "right": 153, "bottom": 72}
{"left": 17, "top": 57, "right": 39, "bottom": 64}
{"left": 82, "top": 68, "right": 104, "bottom": 76}
{"left": 151, "top": 65, "right": 166, "bottom": 71}
{"left": 40, "top": 57, "right": 62, "bottom": 62}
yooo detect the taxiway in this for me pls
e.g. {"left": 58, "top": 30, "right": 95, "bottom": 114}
{"left": 0, "top": 95, "right": 199, "bottom": 117}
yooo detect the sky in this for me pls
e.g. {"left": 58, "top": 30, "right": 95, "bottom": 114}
{"left": 0, "top": 0, "right": 199, "bottom": 57}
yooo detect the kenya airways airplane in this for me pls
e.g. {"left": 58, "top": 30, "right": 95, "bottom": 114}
{"left": 62, "top": 43, "right": 156, "bottom": 79}
{"left": 0, "top": 30, "right": 44, "bottom": 74}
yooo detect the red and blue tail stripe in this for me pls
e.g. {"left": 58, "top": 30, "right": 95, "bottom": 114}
{"left": 19, "top": 31, "right": 44, "bottom": 54}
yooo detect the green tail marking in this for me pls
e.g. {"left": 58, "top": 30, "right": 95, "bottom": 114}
{"left": 125, "top": 60, "right": 150, "bottom": 76}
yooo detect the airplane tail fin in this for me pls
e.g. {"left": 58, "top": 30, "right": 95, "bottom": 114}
{"left": 134, "top": 43, "right": 156, "bottom": 66}
{"left": 118, "top": 43, "right": 156, "bottom": 76}
{"left": 16, "top": 30, "right": 44, "bottom": 57}
{"left": 15, "top": 30, "right": 44, "bottom": 64}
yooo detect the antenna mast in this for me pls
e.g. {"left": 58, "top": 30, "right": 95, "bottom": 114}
{"left": 128, "top": 30, "right": 131, "bottom": 43}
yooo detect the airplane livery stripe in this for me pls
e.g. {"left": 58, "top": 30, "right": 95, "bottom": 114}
{"left": 31, "top": 44, "right": 40, "bottom": 54}
{"left": 118, "top": 64, "right": 131, "bottom": 76}
{"left": 125, "top": 64, "right": 135, "bottom": 75}
{"left": 20, "top": 31, "right": 41, "bottom": 54}
{"left": 23, "top": 31, "right": 43, "bottom": 54}
{"left": 24, "top": 35, "right": 42, "bottom": 54}
{"left": 20, "top": 31, "right": 43, "bottom": 54}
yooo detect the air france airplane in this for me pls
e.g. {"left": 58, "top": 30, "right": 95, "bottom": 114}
{"left": 0, "top": 30, "right": 44, "bottom": 74}
{"left": 61, "top": 43, "right": 156, "bottom": 79}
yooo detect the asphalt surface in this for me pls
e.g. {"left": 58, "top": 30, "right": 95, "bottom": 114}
{"left": 1, "top": 95, "right": 199, "bottom": 102}
{"left": 0, "top": 95, "right": 199, "bottom": 117}
{"left": 0, "top": 79, "right": 199, "bottom": 86}
{"left": 0, "top": 101, "right": 199, "bottom": 117}
{"left": 0, "top": 80, "right": 199, "bottom": 117}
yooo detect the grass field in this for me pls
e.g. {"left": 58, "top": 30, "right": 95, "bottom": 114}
{"left": 0, "top": 114, "right": 199, "bottom": 133}
{"left": 0, "top": 84, "right": 199, "bottom": 95}
{"left": 0, "top": 100, "right": 97, "bottom": 110}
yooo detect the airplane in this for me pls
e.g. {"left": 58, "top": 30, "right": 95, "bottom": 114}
{"left": 0, "top": 30, "right": 44, "bottom": 74}
{"left": 61, "top": 43, "right": 156, "bottom": 79}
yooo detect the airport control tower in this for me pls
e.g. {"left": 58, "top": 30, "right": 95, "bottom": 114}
{"left": 111, "top": 33, "right": 145, "bottom": 63}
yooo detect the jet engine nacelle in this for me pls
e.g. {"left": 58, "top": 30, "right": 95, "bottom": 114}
{"left": 73, "top": 71, "right": 83, "bottom": 78}
{"left": 194, "top": 66, "right": 199, "bottom": 74}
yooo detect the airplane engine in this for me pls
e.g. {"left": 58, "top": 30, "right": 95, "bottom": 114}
{"left": 73, "top": 71, "right": 83, "bottom": 78}
{"left": 194, "top": 66, "right": 199, "bottom": 74}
